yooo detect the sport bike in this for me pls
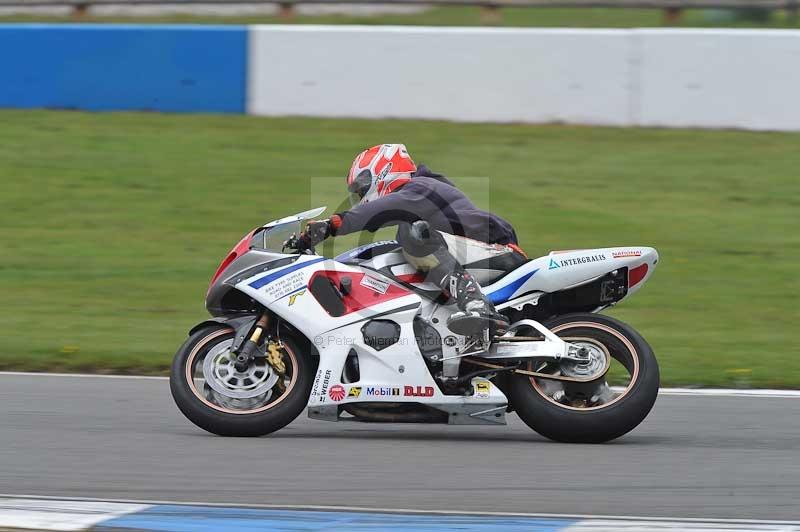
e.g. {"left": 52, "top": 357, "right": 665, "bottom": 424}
{"left": 170, "top": 207, "right": 660, "bottom": 442}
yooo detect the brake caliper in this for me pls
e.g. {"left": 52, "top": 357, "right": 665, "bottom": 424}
{"left": 267, "top": 340, "right": 287, "bottom": 374}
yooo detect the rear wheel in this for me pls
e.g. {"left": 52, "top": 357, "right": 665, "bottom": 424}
{"left": 170, "top": 324, "right": 314, "bottom": 436}
{"left": 509, "top": 313, "right": 659, "bottom": 443}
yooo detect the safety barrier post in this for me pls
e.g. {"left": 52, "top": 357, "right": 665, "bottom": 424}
{"left": 72, "top": 1, "right": 89, "bottom": 18}
{"left": 278, "top": 1, "right": 295, "bottom": 20}
{"left": 480, "top": 4, "right": 503, "bottom": 24}
{"left": 662, "top": 6, "right": 683, "bottom": 24}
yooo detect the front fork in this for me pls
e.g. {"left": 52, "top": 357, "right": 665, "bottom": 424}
{"left": 233, "top": 313, "right": 270, "bottom": 372}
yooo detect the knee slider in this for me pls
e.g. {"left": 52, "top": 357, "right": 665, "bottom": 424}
{"left": 398, "top": 220, "right": 443, "bottom": 258}
{"left": 409, "top": 220, "right": 432, "bottom": 241}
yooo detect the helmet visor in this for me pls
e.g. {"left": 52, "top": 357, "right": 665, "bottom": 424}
{"left": 347, "top": 170, "right": 372, "bottom": 204}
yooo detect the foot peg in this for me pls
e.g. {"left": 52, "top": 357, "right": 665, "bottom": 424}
{"left": 447, "top": 311, "right": 508, "bottom": 337}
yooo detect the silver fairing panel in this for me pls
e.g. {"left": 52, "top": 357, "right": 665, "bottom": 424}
{"left": 206, "top": 250, "right": 296, "bottom": 316}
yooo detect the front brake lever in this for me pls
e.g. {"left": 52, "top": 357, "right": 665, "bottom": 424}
{"left": 282, "top": 234, "right": 299, "bottom": 254}
{"left": 283, "top": 234, "right": 315, "bottom": 255}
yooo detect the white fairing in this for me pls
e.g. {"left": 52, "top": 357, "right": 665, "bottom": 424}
{"left": 235, "top": 256, "right": 419, "bottom": 341}
{"left": 229, "top": 240, "right": 657, "bottom": 422}
{"left": 231, "top": 254, "right": 509, "bottom": 415}
{"left": 486, "top": 246, "right": 659, "bottom": 309}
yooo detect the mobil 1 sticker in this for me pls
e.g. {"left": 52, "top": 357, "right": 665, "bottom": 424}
{"left": 360, "top": 275, "right": 389, "bottom": 294}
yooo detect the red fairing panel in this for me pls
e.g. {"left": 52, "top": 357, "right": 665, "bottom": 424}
{"left": 628, "top": 263, "right": 649, "bottom": 288}
{"left": 309, "top": 271, "right": 412, "bottom": 316}
{"left": 208, "top": 228, "right": 257, "bottom": 295}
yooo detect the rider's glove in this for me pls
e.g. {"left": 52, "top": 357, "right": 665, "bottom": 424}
{"left": 300, "top": 219, "right": 332, "bottom": 248}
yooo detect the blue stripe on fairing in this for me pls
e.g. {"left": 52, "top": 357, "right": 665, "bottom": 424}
{"left": 334, "top": 240, "right": 400, "bottom": 263}
{"left": 248, "top": 257, "right": 325, "bottom": 289}
{"left": 487, "top": 268, "right": 539, "bottom": 304}
{"left": 100, "top": 505, "right": 578, "bottom": 531}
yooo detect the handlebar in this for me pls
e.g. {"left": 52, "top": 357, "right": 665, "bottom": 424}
{"left": 282, "top": 234, "right": 314, "bottom": 255}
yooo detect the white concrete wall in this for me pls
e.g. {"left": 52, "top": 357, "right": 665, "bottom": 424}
{"left": 248, "top": 26, "right": 634, "bottom": 125}
{"left": 637, "top": 29, "right": 800, "bottom": 131}
{"left": 248, "top": 25, "right": 800, "bottom": 131}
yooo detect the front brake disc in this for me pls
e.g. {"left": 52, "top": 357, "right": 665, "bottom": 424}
{"left": 202, "top": 341, "right": 280, "bottom": 399}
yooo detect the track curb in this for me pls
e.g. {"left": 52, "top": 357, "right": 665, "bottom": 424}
{"left": 2, "top": 496, "right": 799, "bottom": 531}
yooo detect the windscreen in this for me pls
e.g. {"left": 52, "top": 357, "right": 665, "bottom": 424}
{"left": 254, "top": 221, "right": 302, "bottom": 253}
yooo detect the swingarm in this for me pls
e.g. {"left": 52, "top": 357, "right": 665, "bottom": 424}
{"left": 466, "top": 319, "right": 611, "bottom": 383}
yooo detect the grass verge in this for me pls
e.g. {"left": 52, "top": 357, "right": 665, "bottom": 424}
{"left": 2, "top": 7, "right": 800, "bottom": 28}
{"left": 0, "top": 110, "right": 797, "bottom": 386}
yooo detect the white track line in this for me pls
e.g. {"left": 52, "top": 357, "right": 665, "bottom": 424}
{"left": 1, "top": 371, "right": 798, "bottom": 397}
{"left": 0, "top": 371, "right": 168, "bottom": 381}
{"left": 0, "top": 498, "right": 150, "bottom": 531}
{"left": 657, "top": 387, "right": 800, "bottom": 398}
{"left": 0, "top": 494, "right": 798, "bottom": 526}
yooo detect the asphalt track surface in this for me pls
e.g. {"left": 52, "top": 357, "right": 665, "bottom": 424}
{"left": 0, "top": 374, "right": 798, "bottom": 521}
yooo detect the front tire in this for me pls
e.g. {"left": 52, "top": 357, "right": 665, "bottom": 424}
{"left": 170, "top": 324, "right": 315, "bottom": 437}
{"left": 509, "top": 313, "right": 659, "bottom": 443}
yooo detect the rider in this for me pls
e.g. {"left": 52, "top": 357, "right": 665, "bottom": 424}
{"left": 300, "top": 144, "right": 523, "bottom": 336}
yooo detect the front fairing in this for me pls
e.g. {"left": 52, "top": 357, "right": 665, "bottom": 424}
{"left": 234, "top": 256, "right": 421, "bottom": 342}
{"left": 206, "top": 249, "right": 299, "bottom": 316}
{"left": 205, "top": 207, "right": 328, "bottom": 315}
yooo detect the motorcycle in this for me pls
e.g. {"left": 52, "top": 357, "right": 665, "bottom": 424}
{"left": 170, "top": 207, "right": 660, "bottom": 442}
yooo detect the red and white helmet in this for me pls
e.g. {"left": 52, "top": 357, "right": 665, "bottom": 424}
{"left": 347, "top": 144, "right": 416, "bottom": 204}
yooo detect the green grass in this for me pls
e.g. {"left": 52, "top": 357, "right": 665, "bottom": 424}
{"left": 0, "top": 110, "right": 798, "bottom": 386}
{"left": 3, "top": 7, "right": 800, "bottom": 28}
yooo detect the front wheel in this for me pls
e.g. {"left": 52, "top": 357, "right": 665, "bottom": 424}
{"left": 509, "top": 313, "right": 659, "bottom": 443}
{"left": 170, "top": 324, "right": 315, "bottom": 436}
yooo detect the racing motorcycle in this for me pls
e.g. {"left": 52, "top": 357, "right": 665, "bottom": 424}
{"left": 170, "top": 207, "right": 660, "bottom": 442}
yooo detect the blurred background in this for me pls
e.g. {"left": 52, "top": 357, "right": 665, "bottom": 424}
{"left": 0, "top": 0, "right": 797, "bottom": 389}
{"left": 2, "top": 0, "right": 800, "bottom": 27}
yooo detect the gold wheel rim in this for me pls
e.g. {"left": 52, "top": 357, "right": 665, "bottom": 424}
{"left": 530, "top": 321, "right": 640, "bottom": 412}
{"left": 186, "top": 329, "right": 300, "bottom": 415}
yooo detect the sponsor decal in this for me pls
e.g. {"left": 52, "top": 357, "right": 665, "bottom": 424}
{"left": 552, "top": 254, "right": 607, "bottom": 268}
{"left": 329, "top": 384, "right": 346, "bottom": 402}
{"left": 264, "top": 271, "right": 306, "bottom": 300}
{"left": 287, "top": 289, "right": 306, "bottom": 306}
{"left": 404, "top": 385, "right": 435, "bottom": 397}
{"left": 612, "top": 250, "right": 642, "bottom": 259}
{"left": 475, "top": 381, "right": 491, "bottom": 398}
{"left": 317, "top": 369, "right": 332, "bottom": 403}
{"left": 248, "top": 256, "right": 324, "bottom": 289}
{"left": 378, "top": 162, "right": 392, "bottom": 179}
{"left": 311, "top": 369, "right": 323, "bottom": 397}
{"left": 347, "top": 386, "right": 362, "bottom": 398}
{"left": 366, "top": 386, "right": 400, "bottom": 397}
{"left": 360, "top": 275, "right": 390, "bottom": 294}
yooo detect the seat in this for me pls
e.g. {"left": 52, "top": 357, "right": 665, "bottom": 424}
{"left": 439, "top": 232, "right": 528, "bottom": 285}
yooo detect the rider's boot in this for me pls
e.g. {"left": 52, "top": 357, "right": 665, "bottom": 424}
{"left": 396, "top": 220, "right": 509, "bottom": 337}
{"left": 440, "top": 267, "right": 509, "bottom": 337}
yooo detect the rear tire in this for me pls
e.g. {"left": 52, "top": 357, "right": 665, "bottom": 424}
{"left": 170, "top": 324, "right": 315, "bottom": 437}
{"left": 509, "top": 313, "right": 659, "bottom": 443}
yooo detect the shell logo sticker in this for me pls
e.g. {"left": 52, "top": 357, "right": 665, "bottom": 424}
{"left": 329, "top": 385, "right": 346, "bottom": 402}
{"left": 475, "top": 381, "right": 491, "bottom": 398}
{"left": 347, "top": 386, "right": 362, "bottom": 398}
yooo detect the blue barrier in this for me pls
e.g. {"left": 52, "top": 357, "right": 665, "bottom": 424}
{"left": 0, "top": 24, "right": 247, "bottom": 113}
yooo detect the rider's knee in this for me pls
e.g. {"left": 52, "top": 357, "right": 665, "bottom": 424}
{"left": 397, "top": 220, "right": 444, "bottom": 258}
